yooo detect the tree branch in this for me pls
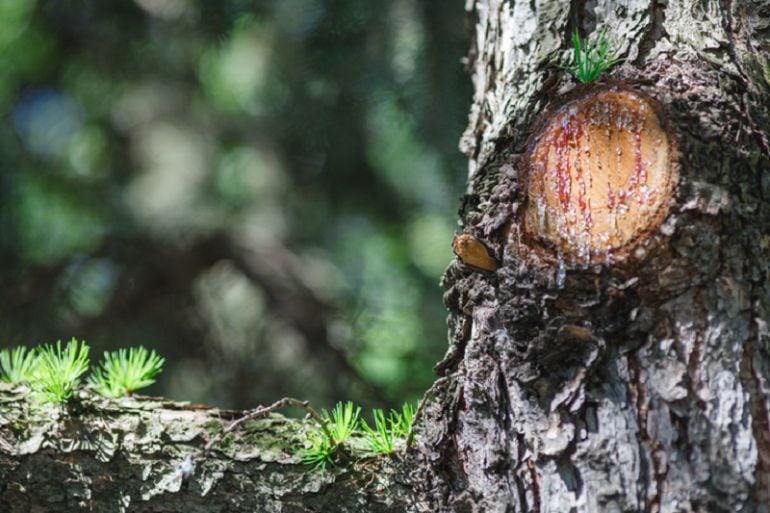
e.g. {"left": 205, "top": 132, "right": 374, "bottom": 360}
{"left": 0, "top": 386, "right": 419, "bottom": 513}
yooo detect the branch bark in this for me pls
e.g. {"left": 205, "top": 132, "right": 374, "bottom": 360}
{"left": 0, "top": 386, "right": 417, "bottom": 512}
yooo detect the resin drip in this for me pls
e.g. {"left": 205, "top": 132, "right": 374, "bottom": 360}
{"left": 524, "top": 89, "right": 674, "bottom": 263}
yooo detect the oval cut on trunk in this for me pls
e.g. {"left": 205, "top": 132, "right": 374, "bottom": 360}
{"left": 524, "top": 88, "right": 675, "bottom": 263}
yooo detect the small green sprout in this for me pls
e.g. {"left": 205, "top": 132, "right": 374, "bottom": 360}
{"left": 297, "top": 428, "right": 336, "bottom": 471}
{"left": 562, "top": 28, "right": 623, "bottom": 83}
{"left": 0, "top": 346, "right": 39, "bottom": 384}
{"left": 31, "top": 338, "right": 90, "bottom": 405}
{"left": 389, "top": 402, "right": 416, "bottom": 439}
{"left": 89, "top": 346, "right": 165, "bottom": 397}
{"left": 361, "top": 403, "right": 417, "bottom": 455}
{"left": 295, "top": 400, "right": 415, "bottom": 469}
{"left": 361, "top": 408, "right": 395, "bottom": 454}
{"left": 321, "top": 400, "right": 361, "bottom": 444}
{"left": 296, "top": 401, "right": 360, "bottom": 470}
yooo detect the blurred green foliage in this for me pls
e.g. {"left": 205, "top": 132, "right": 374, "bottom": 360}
{"left": 0, "top": 0, "right": 470, "bottom": 411}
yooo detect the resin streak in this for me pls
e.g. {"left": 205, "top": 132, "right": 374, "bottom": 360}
{"left": 524, "top": 89, "right": 674, "bottom": 262}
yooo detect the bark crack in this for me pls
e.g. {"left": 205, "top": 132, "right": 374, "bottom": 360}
{"left": 494, "top": 365, "right": 520, "bottom": 511}
{"left": 740, "top": 338, "right": 770, "bottom": 508}
{"left": 717, "top": 0, "right": 770, "bottom": 158}
{"left": 527, "top": 458, "right": 541, "bottom": 513}
{"left": 634, "top": 0, "right": 668, "bottom": 65}
{"left": 628, "top": 352, "right": 662, "bottom": 513}
{"left": 740, "top": 238, "right": 770, "bottom": 509}
{"left": 683, "top": 288, "right": 709, "bottom": 417}
{"left": 513, "top": 431, "right": 530, "bottom": 513}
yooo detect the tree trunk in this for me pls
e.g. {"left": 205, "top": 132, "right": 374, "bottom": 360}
{"left": 3, "top": 1, "right": 770, "bottom": 512}
{"left": 419, "top": 0, "right": 770, "bottom": 511}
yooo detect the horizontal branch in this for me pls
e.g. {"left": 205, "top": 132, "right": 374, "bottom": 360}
{"left": 0, "top": 385, "right": 420, "bottom": 513}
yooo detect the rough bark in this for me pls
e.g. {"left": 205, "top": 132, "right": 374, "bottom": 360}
{"left": 2, "top": 1, "right": 770, "bottom": 512}
{"left": 0, "top": 386, "right": 419, "bottom": 512}
{"left": 420, "top": 0, "right": 770, "bottom": 511}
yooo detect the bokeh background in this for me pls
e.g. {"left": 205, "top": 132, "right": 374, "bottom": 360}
{"left": 0, "top": 0, "right": 470, "bottom": 411}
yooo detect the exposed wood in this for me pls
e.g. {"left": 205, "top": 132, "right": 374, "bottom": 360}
{"left": 522, "top": 88, "right": 677, "bottom": 263}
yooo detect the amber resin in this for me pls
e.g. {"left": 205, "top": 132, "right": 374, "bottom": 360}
{"left": 523, "top": 88, "right": 676, "bottom": 263}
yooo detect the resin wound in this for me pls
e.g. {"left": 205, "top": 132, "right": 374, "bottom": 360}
{"left": 524, "top": 89, "right": 675, "bottom": 262}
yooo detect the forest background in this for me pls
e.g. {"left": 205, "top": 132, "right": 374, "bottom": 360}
{"left": 0, "top": 0, "right": 471, "bottom": 412}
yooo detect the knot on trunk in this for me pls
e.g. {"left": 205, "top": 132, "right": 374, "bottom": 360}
{"left": 523, "top": 88, "right": 677, "bottom": 264}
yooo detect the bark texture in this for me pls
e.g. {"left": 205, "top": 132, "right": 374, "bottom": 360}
{"left": 0, "top": 386, "right": 418, "bottom": 512}
{"left": 2, "top": 1, "right": 770, "bottom": 512}
{"left": 420, "top": 0, "right": 770, "bottom": 511}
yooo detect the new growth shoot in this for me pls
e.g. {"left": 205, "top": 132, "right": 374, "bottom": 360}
{"left": 296, "top": 400, "right": 416, "bottom": 470}
{"left": 89, "top": 346, "right": 165, "bottom": 397}
{"left": 298, "top": 428, "right": 337, "bottom": 471}
{"left": 298, "top": 400, "right": 361, "bottom": 470}
{"left": 361, "top": 409, "right": 395, "bottom": 454}
{"left": 360, "top": 402, "right": 416, "bottom": 455}
{"left": 322, "top": 400, "right": 361, "bottom": 444}
{"left": 0, "top": 340, "right": 165, "bottom": 405}
{"left": 0, "top": 346, "right": 39, "bottom": 384}
{"left": 562, "top": 29, "right": 623, "bottom": 83}
{"left": 31, "top": 338, "right": 90, "bottom": 405}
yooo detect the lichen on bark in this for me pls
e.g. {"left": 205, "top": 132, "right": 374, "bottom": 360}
{"left": 0, "top": 384, "right": 417, "bottom": 512}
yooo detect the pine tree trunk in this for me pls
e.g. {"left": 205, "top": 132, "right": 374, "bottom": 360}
{"left": 2, "top": 2, "right": 770, "bottom": 512}
{"left": 417, "top": 0, "right": 770, "bottom": 511}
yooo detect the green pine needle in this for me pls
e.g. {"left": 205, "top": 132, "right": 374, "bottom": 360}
{"left": 361, "top": 408, "right": 395, "bottom": 454}
{"left": 321, "top": 400, "right": 361, "bottom": 444}
{"left": 562, "top": 29, "right": 623, "bottom": 83}
{"left": 389, "top": 402, "right": 416, "bottom": 439}
{"left": 361, "top": 402, "right": 417, "bottom": 455}
{"left": 89, "top": 346, "right": 165, "bottom": 397}
{"left": 0, "top": 346, "right": 39, "bottom": 384}
{"left": 297, "top": 428, "right": 336, "bottom": 471}
{"left": 31, "top": 338, "right": 90, "bottom": 405}
{"left": 297, "top": 401, "right": 361, "bottom": 470}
